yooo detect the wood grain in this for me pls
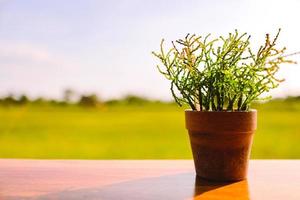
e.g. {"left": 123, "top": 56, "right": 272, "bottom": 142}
{"left": 0, "top": 160, "right": 299, "bottom": 199}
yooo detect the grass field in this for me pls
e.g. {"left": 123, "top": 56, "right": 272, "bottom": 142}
{"left": 0, "top": 101, "right": 299, "bottom": 159}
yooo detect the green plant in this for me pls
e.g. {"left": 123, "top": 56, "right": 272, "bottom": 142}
{"left": 152, "top": 29, "right": 298, "bottom": 111}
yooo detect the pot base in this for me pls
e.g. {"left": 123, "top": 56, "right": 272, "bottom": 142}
{"left": 189, "top": 132, "right": 254, "bottom": 181}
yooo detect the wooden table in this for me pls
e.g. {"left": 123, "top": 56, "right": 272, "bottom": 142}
{"left": 0, "top": 160, "right": 299, "bottom": 200}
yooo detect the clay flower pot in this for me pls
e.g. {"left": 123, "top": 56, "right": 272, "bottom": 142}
{"left": 185, "top": 110, "right": 257, "bottom": 181}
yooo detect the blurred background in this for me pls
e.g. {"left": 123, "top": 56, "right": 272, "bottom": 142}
{"left": 0, "top": 0, "right": 299, "bottom": 159}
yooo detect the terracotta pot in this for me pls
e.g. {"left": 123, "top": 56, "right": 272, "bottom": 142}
{"left": 185, "top": 110, "right": 257, "bottom": 181}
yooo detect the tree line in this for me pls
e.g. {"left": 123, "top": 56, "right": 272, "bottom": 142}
{"left": 0, "top": 89, "right": 299, "bottom": 108}
{"left": 0, "top": 89, "right": 169, "bottom": 107}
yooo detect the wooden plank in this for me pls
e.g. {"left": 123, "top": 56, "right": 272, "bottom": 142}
{"left": 0, "top": 160, "right": 299, "bottom": 199}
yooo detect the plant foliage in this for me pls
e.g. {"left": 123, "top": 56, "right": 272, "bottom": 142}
{"left": 152, "top": 29, "right": 298, "bottom": 111}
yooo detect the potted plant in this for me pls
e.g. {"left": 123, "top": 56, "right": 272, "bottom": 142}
{"left": 152, "top": 29, "right": 297, "bottom": 181}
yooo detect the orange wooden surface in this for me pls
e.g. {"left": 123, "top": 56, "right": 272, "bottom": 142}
{"left": 0, "top": 160, "right": 299, "bottom": 199}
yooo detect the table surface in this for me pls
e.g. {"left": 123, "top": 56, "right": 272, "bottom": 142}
{"left": 0, "top": 159, "right": 299, "bottom": 200}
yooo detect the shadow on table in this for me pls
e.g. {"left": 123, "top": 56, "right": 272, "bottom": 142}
{"left": 8, "top": 172, "right": 249, "bottom": 200}
{"left": 194, "top": 176, "right": 249, "bottom": 199}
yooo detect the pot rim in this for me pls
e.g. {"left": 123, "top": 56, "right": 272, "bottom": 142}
{"left": 185, "top": 108, "right": 257, "bottom": 132}
{"left": 185, "top": 109, "right": 257, "bottom": 113}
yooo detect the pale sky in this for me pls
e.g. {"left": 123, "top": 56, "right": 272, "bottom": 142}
{"left": 0, "top": 0, "right": 300, "bottom": 100}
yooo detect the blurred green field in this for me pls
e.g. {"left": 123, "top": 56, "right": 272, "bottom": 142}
{"left": 0, "top": 101, "right": 299, "bottom": 159}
